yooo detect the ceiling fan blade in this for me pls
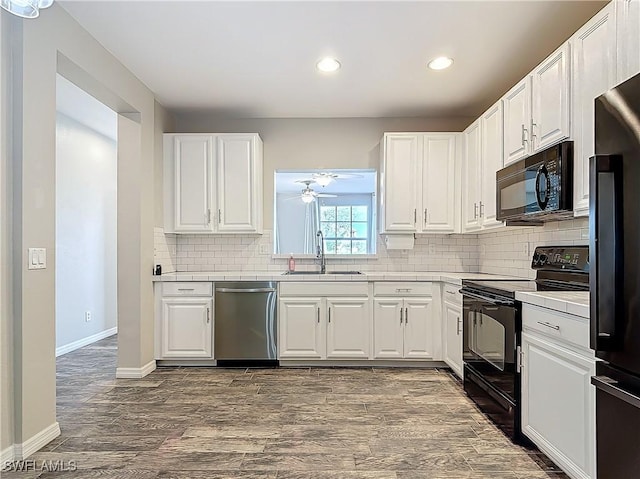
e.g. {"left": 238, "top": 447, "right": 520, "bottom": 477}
{"left": 316, "top": 193, "right": 338, "bottom": 197}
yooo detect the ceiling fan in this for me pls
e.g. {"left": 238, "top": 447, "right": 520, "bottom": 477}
{"left": 290, "top": 180, "right": 337, "bottom": 203}
{"left": 311, "top": 171, "right": 363, "bottom": 187}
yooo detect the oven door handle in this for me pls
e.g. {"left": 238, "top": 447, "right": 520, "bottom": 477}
{"left": 459, "top": 288, "right": 515, "bottom": 307}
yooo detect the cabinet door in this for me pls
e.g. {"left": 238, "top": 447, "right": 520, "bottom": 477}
{"left": 278, "top": 298, "right": 324, "bottom": 359}
{"left": 503, "top": 77, "right": 532, "bottom": 165}
{"left": 173, "top": 135, "right": 215, "bottom": 232}
{"left": 403, "top": 298, "right": 433, "bottom": 359}
{"left": 531, "top": 44, "right": 571, "bottom": 151}
{"left": 571, "top": 3, "right": 617, "bottom": 216}
{"left": 373, "top": 298, "right": 404, "bottom": 359}
{"left": 444, "top": 302, "right": 463, "bottom": 378}
{"left": 617, "top": 0, "right": 640, "bottom": 83}
{"left": 480, "top": 101, "right": 505, "bottom": 230}
{"left": 216, "top": 134, "right": 259, "bottom": 232}
{"left": 326, "top": 298, "right": 371, "bottom": 359}
{"left": 521, "top": 333, "right": 596, "bottom": 479}
{"left": 381, "top": 134, "right": 420, "bottom": 233}
{"left": 421, "top": 134, "right": 456, "bottom": 233}
{"left": 160, "top": 297, "right": 213, "bottom": 358}
{"left": 462, "top": 120, "right": 482, "bottom": 232}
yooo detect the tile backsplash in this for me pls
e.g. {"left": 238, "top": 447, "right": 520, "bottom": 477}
{"left": 153, "top": 218, "right": 589, "bottom": 278}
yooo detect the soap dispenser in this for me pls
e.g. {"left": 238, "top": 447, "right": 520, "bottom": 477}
{"left": 288, "top": 254, "right": 296, "bottom": 273}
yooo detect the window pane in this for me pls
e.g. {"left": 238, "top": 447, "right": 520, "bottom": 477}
{"left": 320, "top": 222, "right": 336, "bottom": 238}
{"left": 320, "top": 207, "right": 336, "bottom": 222}
{"left": 336, "top": 240, "right": 352, "bottom": 254}
{"left": 336, "top": 206, "right": 351, "bottom": 221}
{"left": 351, "top": 222, "right": 368, "bottom": 238}
{"left": 352, "top": 206, "right": 367, "bottom": 221}
{"left": 336, "top": 222, "right": 352, "bottom": 238}
{"left": 352, "top": 240, "right": 367, "bottom": 254}
{"left": 324, "top": 240, "right": 337, "bottom": 254}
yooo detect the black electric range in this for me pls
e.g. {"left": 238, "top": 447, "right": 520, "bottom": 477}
{"left": 459, "top": 245, "right": 589, "bottom": 443}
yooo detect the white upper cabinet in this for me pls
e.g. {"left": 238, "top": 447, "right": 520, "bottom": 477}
{"left": 617, "top": 0, "right": 640, "bottom": 83}
{"left": 503, "top": 77, "right": 532, "bottom": 165}
{"left": 164, "top": 133, "right": 263, "bottom": 234}
{"left": 531, "top": 44, "right": 571, "bottom": 151}
{"left": 380, "top": 134, "right": 420, "bottom": 233}
{"left": 421, "top": 134, "right": 456, "bottom": 233}
{"left": 380, "top": 133, "right": 457, "bottom": 235}
{"left": 169, "top": 135, "right": 215, "bottom": 233}
{"left": 216, "top": 134, "right": 262, "bottom": 233}
{"left": 480, "top": 101, "right": 505, "bottom": 229}
{"left": 462, "top": 119, "right": 482, "bottom": 232}
{"left": 571, "top": 2, "right": 617, "bottom": 216}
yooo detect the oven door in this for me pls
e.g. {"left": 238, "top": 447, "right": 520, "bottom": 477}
{"left": 461, "top": 290, "right": 518, "bottom": 403}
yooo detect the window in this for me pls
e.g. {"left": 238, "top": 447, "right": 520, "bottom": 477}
{"left": 320, "top": 204, "right": 369, "bottom": 254}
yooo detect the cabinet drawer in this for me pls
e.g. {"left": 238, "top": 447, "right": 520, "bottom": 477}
{"left": 522, "top": 304, "right": 590, "bottom": 351}
{"left": 374, "top": 282, "right": 432, "bottom": 297}
{"left": 162, "top": 282, "right": 213, "bottom": 297}
{"left": 279, "top": 282, "right": 368, "bottom": 297}
{"left": 443, "top": 283, "right": 462, "bottom": 305}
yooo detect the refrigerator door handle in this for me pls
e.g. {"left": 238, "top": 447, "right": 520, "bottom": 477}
{"left": 591, "top": 376, "right": 640, "bottom": 409}
{"left": 590, "top": 154, "right": 623, "bottom": 351}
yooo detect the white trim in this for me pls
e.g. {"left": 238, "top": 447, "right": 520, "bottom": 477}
{"left": 1, "top": 444, "right": 15, "bottom": 463}
{"left": 55, "top": 327, "right": 117, "bottom": 357}
{"left": 116, "top": 360, "right": 156, "bottom": 379}
{"left": 14, "top": 422, "right": 60, "bottom": 460}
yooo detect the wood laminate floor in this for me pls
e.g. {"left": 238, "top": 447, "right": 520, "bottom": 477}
{"left": 5, "top": 335, "right": 568, "bottom": 478}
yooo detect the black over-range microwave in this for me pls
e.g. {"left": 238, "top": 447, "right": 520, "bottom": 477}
{"left": 496, "top": 141, "right": 573, "bottom": 225}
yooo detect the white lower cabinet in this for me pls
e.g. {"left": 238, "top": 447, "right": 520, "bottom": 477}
{"left": 373, "top": 296, "right": 434, "bottom": 359}
{"left": 278, "top": 282, "right": 371, "bottom": 360}
{"left": 521, "top": 306, "right": 596, "bottom": 479}
{"left": 443, "top": 302, "right": 463, "bottom": 378}
{"left": 160, "top": 297, "right": 213, "bottom": 359}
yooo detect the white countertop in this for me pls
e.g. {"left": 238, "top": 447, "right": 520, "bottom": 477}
{"left": 153, "top": 271, "right": 524, "bottom": 285}
{"left": 516, "top": 291, "right": 590, "bottom": 319}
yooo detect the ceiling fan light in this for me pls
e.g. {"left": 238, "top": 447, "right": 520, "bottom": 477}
{"left": 314, "top": 176, "right": 333, "bottom": 187}
{"left": 38, "top": 0, "right": 53, "bottom": 8}
{"left": 301, "top": 194, "right": 315, "bottom": 204}
{"left": 1, "top": 0, "right": 39, "bottom": 18}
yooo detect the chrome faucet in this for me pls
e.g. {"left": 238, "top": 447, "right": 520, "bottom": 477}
{"left": 316, "top": 230, "right": 326, "bottom": 274}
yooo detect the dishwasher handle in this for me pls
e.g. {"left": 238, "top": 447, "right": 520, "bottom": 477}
{"left": 215, "top": 287, "right": 277, "bottom": 293}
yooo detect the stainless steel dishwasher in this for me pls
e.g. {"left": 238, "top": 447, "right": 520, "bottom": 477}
{"left": 214, "top": 282, "right": 277, "bottom": 365}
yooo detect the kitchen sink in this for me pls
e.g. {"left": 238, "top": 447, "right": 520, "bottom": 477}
{"left": 282, "top": 271, "right": 362, "bottom": 275}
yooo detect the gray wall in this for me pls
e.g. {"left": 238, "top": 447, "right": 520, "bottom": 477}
{"left": 154, "top": 101, "right": 175, "bottom": 228}
{"left": 3, "top": 3, "right": 158, "bottom": 451}
{"left": 55, "top": 112, "right": 117, "bottom": 350}
{"left": 172, "top": 116, "right": 473, "bottom": 228}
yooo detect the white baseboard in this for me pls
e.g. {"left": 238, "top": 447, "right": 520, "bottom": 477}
{"left": 1, "top": 444, "right": 15, "bottom": 463}
{"left": 116, "top": 359, "right": 156, "bottom": 379}
{"left": 56, "top": 327, "right": 117, "bottom": 357}
{"left": 14, "top": 422, "right": 60, "bottom": 459}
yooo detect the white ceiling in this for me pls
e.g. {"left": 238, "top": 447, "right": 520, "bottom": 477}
{"left": 59, "top": 0, "right": 606, "bottom": 119}
{"left": 275, "top": 170, "right": 376, "bottom": 194}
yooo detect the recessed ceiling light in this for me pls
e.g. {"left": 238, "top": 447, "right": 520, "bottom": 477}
{"left": 316, "top": 57, "right": 341, "bottom": 73}
{"left": 428, "top": 57, "right": 454, "bottom": 71}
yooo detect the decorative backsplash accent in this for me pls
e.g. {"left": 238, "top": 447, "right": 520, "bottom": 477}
{"left": 153, "top": 218, "right": 589, "bottom": 278}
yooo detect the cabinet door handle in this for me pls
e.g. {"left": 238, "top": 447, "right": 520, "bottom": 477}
{"left": 537, "top": 321, "right": 560, "bottom": 331}
{"left": 457, "top": 317, "right": 461, "bottom": 335}
{"left": 328, "top": 307, "right": 331, "bottom": 323}
{"left": 400, "top": 308, "right": 403, "bottom": 324}
{"left": 473, "top": 203, "right": 478, "bottom": 219}
{"left": 206, "top": 209, "right": 211, "bottom": 224}
{"left": 206, "top": 307, "right": 210, "bottom": 323}
{"left": 317, "top": 307, "right": 320, "bottom": 323}
{"left": 405, "top": 307, "right": 409, "bottom": 324}
{"left": 424, "top": 209, "right": 427, "bottom": 224}
{"left": 177, "top": 288, "right": 195, "bottom": 291}
{"left": 479, "top": 201, "right": 484, "bottom": 218}
{"left": 521, "top": 124, "right": 526, "bottom": 146}
{"left": 414, "top": 209, "right": 417, "bottom": 224}
{"left": 531, "top": 120, "right": 537, "bottom": 149}
{"left": 218, "top": 209, "right": 222, "bottom": 224}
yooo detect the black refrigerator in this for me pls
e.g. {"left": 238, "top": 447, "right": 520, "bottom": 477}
{"left": 590, "top": 71, "right": 640, "bottom": 479}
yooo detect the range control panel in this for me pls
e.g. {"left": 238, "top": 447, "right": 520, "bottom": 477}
{"left": 531, "top": 246, "right": 589, "bottom": 272}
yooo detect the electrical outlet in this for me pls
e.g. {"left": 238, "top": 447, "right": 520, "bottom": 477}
{"left": 522, "top": 242, "right": 530, "bottom": 256}
{"left": 85, "top": 311, "right": 92, "bottom": 322}
{"left": 259, "top": 244, "right": 270, "bottom": 255}
{"left": 428, "top": 244, "right": 437, "bottom": 255}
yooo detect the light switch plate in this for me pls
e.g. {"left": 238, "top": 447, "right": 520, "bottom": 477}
{"left": 428, "top": 244, "right": 437, "bottom": 255}
{"left": 28, "top": 248, "right": 46, "bottom": 270}
{"left": 259, "top": 244, "right": 270, "bottom": 255}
